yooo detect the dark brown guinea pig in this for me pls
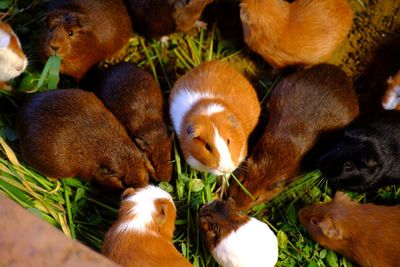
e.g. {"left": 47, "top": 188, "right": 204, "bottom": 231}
{"left": 125, "top": 0, "right": 213, "bottom": 38}
{"left": 17, "top": 89, "right": 154, "bottom": 189}
{"left": 228, "top": 64, "right": 359, "bottom": 210}
{"left": 41, "top": 0, "right": 132, "bottom": 80}
{"left": 93, "top": 62, "right": 173, "bottom": 182}
{"left": 299, "top": 192, "right": 400, "bottom": 267}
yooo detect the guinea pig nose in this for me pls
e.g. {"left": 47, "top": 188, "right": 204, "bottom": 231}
{"left": 51, "top": 45, "right": 60, "bottom": 51}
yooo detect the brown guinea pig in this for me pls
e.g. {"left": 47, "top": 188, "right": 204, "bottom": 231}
{"left": 382, "top": 69, "right": 400, "bottom": 110}
{"left": 240, "top": 0, "right": 352, "bottom": 68}
{"left": 41, "top": 0, "right": 132, "bottom": 80}
{"left": 17, "top": 89, "right": 154, "bottom": 189}
{"left": 299, "top": 192, "right": 400, "bottom": 267}
{"left": 228, "top": 64, "right": 359, "bottom": 210}
{"left": 199, "top": 199, "right": 278, "bottom": 267}
{"left": 102, "top": 186, "right": 192, "bottom": 267}
{"left": 169, "top": 60, "right": 261, "bottom": 176}
{"left": 93, "top": 62, "right": 173, "bottom": 182}
{"left": 125, "top": 0, "right": 213, "bottom": 39}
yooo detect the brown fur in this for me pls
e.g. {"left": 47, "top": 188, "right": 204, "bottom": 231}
{"left": 170, "top": 60, "right": 260, "bottom": 174}
{"left": 240, "top": 0, "right": 352, "bottom": 68}
{"left": 17, "top": 89, "right": 154, "bottom": 189}
{"left": 93, "top": 62, "right": 173, "bottom": 182}
{"left": 199, "top": 199, "right": 250, "bottom": 250}
{"left": 41, "top": 0, "right": 132, "bottom": 80}
{"left": 299, "top": 192, "right": 400, "bottom": 267}
{"left": 228, "top": 64, "right": 359, "bottom": 210}
{"left": 382, "top": 69, "right": 400, "bottom": 110}
{"left": 102, "top": 187, "right": 192, "bottom": 267}
{"left": 0, "top": 22, "right": 25, "bottom": 61}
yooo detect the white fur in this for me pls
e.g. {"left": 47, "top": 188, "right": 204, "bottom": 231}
{"left": 116, "top": 185, "right": 173, "bottom": 234}
{"left": 383, "top": 85, "right": 400, "bottom": 110}
{"left": 214, "top": 125, "right": 235, "bottom": 174}
{"left": 200, "top": 103, "right": 225, "bottom": 116}
{"left": 170, "top": 88, "right": 215, "bottom": 135}
{"left": 187, "top": 156, "right": 212, "bottom": 173}
{"left": 212, "top": 218, "right": 279, "bottom": 267}
{"left": 0, "top": 29, "right": 27, "bottom": 81}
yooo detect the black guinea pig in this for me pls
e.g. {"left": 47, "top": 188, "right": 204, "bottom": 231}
{"left": 318, "top": 110, "right": 400, "bottom": 192}
{"left": 90, "top": 62, "right": 173, "bottom": 182}
{"left": 17, "top": 89, "right": 155, "bottom": 189}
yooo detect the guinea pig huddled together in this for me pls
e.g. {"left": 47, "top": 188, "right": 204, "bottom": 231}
{"left": 6, "top": 0, "right": 400, "bottom": 266}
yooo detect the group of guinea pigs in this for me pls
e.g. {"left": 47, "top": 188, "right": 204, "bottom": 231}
{"left": 1, "top": 0, "right": 400, "bottom": 266}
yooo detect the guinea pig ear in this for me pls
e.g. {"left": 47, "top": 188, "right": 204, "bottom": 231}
{"left": 333, "top": 192, "right": 352, "bottom": 203}
{"left": 121, "top": 188, "right": 135, "bottom": 200}
{"left": 134, "top": 138, "right": 148, "bottom": 152}
{"left": 227, "top": 197, "right": 236, "bottom": 209}
{"left": 154, "top": 199, "right": 170, "bottom": 226}
{"left": 186, "top": 124, "right": 201, "bottom": 139}
{"left": 318, "top": 217, "right": 344, "bottom": 240}
{"left": 227, "top": 115, "right": 240, "bottom": 129}
{"left": 362, "top": 158, "right": 379, "bottom": 169}
{"left": 67, "top": 12, "right": 91, "bottom": 31}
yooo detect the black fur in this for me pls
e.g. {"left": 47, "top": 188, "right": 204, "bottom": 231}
{"left": 318, "top": 110, "right": 400, "bottom": 192}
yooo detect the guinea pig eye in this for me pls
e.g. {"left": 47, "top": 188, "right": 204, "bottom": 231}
{"left": 227, "top": 139, "right": 230, "bottom": 146}
{"left": 68, "top": 30, "right": 74, "bottom": 36}
{"left": 343, "top": 161, "right": 354, "bottom": 171}
{"left": 205, "top": 143, "right": 212, "bottom": 152}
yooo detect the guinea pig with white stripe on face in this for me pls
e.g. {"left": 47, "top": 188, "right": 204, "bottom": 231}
{"left": 102, "top": 185, "right": 192, "bottom": 267}
{"left": 169, "top": 60, "right": 261, "bottom": 176}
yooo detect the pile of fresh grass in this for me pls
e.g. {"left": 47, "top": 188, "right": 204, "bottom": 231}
{"left": 1, "top": 1, "right": 399, "bottom": 267}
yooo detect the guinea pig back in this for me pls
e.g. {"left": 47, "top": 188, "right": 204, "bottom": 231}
{"left": 92, "top": 62, "right": 173, "bottom": 182}
{"left": 199, "top": 199, "right": 278, "bottom": 267}
{"left": 102, "top": 186, "right": 192, "bottom": 267}
{"left": 299, "top": 192, "right": 400, "bottom": 267}
{"left": 169, "top": 60, "right": 261, "bottom": 176}
{"left": 41, "top": 0, "right": 132, "bottom": 80}
{"left": 17, "top": 89, "right": 154, "bottom": 189}
{"left": 228, "top": 64, "right": 359, "bottom": 210}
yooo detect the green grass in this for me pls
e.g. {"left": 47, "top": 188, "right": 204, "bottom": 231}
{"left": 1, "top": 1, "right": 399, "bottom": 267}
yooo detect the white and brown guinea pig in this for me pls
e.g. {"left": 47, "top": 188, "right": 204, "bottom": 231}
{"left": 240, "top": 0, "right": 352, "bottom": 68}
{"left": 199, "top": 199, "right": 278, "bottom": 267}
{"left": 0, "top": 22, "right": 28, "bottom": 88}
{"left": 382, "top": 69, "right": 400, "bottom": 110}
{"left": 125, "top": 0, "right": 213, "bottom": 39}
{"left": 169, "top": 60, "right": 261, "bottom": 176}
{"left": 102, "top": 186, "right": 192, "bottom": 267}
{"left": 299, "top": 192, "right": 400, "bottom": 267}
{"left": 41, "top": 0, "right": 132, "bottom": 80}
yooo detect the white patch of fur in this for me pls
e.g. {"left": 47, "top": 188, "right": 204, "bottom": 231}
{"left": 0, "top": 29, "right": 27, "bottom": 81}
{"left": 382, "top": 85, "right": 400, "bottom": 110}
{"left": 116, "top": 185, "right": 173, "bottom": 234}
{"left": 170, "top": 88, "right": 215, "bottom": 136}
{"left": 199, "top": 103, "right": 225, "bottom": 116}
{"left": 187, "top": 156, "right": 211, "bottom": 173}
{"left": 214, "top": 124, "right": 235, "bottom": 174}
{"left": 213, "top": 218, "right": 279, "bottom": 267}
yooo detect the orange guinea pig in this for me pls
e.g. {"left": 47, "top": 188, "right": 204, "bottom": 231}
{"left": 228, "top": 64, "right": 359, "bottom": 210}
{"left": 240, "top": 0, "right": 353, "bottom": 69}
{"left": 102, "top": 186, "right": 192, "bottom": 267}
{"left": 17, "top": 89, "right": 154, "bottom": 189}
{"left": 382, "top": 69, "right": 400, "bottom": 110}
{"left": 169, "top": 60, "right": 261, "bottom": 176}
{"left": 41, "top": 0, "right": 132, "bottom": 80}
{"left": 299, "top": 192, "right": 400, "bottom": 267}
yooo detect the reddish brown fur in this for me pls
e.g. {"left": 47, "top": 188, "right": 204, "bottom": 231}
{"left": 240, "top": 0, "right": 352, "bottom": 68}
{"left": 173, "top": 0, "right": 214, "bottom": 32}
{"left": 170, "top": 60, "right": 260, "bottom": 172}
{"left": 0, "top": 22, "right": 25, "bottom": 60}
{"left": 93, "top": 63, "right": 173, "bottom": 182}
{"left": 382, "top": 69, "right": 400, "bottom": 110}
{"left": 102, "top": 188, "right": 192, "bottom": 267}
{"left": 228, "top": 64, "right": 359, "bottom": 210}
{"left": 41, "top": 0, "right": 132, "bottom": 80}
{"left": 17, "top": 89, "right": 154, "bottom": 189}
{"left": 299, "top": 192, "right": 400, "bottom": 267}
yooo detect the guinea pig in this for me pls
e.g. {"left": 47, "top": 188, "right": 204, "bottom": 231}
{"left": 382, "top": 69, "right": 400, "bottom": 110}
{"left": 169, "top": 60, "right": 261, "bottom": 176}
{"left": 91, "top": 62, "right": 173, "bottom": 182}
{"left": 228, "top": 64, "right": 359, "bottom": 210}
{"left": 17, "top": 89, "right": 155, "bottom": 190}
{"left": 41, "top": 0, "right": 132, "bottom": 80}
{"left": 199, "top": 199, "right": 278, "bottom": 267}
{"left": 298, "top": 192, "right": 400, "bottom": 267}
{"left": 317, "top": 110, "right": 400, "bottom": 192}
{"left": 125, "top": 0, "right": 213, "bottom": 39}
{"left": 240, "top": 0, "right": 352, "bottom": 69}
{"left": 0, "top": 22, "right": 28, "bottom": 88}
{"left": 102, "top": 186, "right": 192, "bottom": 267}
